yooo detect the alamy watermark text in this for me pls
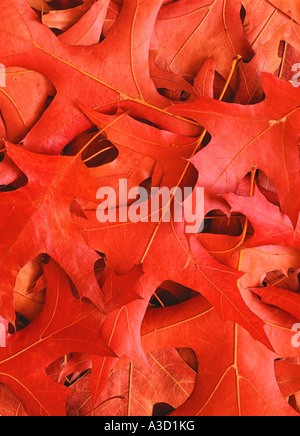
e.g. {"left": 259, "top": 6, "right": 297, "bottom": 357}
{"left": 96, "top": 180, "right": 204, "bottom": 234}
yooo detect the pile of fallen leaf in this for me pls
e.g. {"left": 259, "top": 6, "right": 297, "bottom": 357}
{"left": 0, "top": 0, "right": 299, "bottom": 417}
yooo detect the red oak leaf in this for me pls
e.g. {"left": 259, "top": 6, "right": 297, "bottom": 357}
{"left": 171, "top": 74, "right": 300, "bottom": 227}
{"left": 141, "top": 295, "right": 298, "bottom": 416}
{"left": 0, "top": 0, "right": 299, "bottom": 418}
{"left": 0, "top": 260, "right": 112, "bottom": 416}
{"left": 224, "top": 186, "right": 300, "bottom": 250}
{"left": 66, "top": 348, "right": 197, "bottom": 416}
{"left": 0, "top": 0, "right": 197, "bottom": 154}
{"left": 0, "top": 142, "right": 105, "bottom": 321}
{"left": 42, "top": 0, "right": 97, "bottom": 32}
{"left": 151, "top": 0, "right": 253, "bottom": 83}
